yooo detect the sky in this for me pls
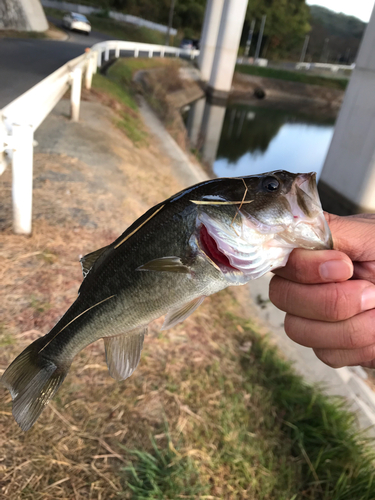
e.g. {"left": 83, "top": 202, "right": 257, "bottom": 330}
{"left": 306, "top": 0, "right": 374, "bottom": 22}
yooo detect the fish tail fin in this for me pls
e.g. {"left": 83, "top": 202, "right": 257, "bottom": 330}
{"left": 1, "top": 337, "right": 70, "bottom": 431}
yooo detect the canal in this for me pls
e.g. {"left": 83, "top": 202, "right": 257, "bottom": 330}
{"left": 184, "top": 98, "right": 335, "bottom": 179}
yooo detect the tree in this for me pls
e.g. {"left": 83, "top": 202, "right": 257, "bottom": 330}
{"left": 244, "top": 0, "right": 311, "bottom": 59}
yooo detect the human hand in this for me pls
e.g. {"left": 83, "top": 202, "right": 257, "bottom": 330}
{"left": 269, "top": 213, "right": 375, "bottom": 368}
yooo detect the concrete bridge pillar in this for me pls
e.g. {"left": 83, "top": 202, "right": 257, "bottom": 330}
{"left": 198, "top": 0, "right": 225, "bottom": 82}
{"left": 207, "top": 0, "right": 248, "bottom": 99}
{"left": 319, "top": 6, "right": 375, "bottom": 213}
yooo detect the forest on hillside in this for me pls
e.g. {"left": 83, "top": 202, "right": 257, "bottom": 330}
{"left": 71, "top": 0, "right": 368, "bottom": 61}
{"left": 307, "top": 5, "right": 366, "bottom": 63}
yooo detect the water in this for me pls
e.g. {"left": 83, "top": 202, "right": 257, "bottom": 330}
{"left": 184, "top": 99, "right": 335, "bottom": 179}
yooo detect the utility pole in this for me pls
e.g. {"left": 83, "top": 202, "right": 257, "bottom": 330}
{"left": 300, "top": 34, "right": 310, "bottom": 62}
{"left": 165, "top": 0, "right": 176, "bottom": 46}
{"left": 320, "top": 37, "right": 329, "bottom": 62}
{"left": 254, "top": 14, "right": 266, "bottom": 60}
{"left": 244, "top": 19, "right": 255, "bottom": 57}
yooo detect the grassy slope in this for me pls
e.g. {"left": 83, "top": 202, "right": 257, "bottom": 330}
{"left": 91, "top": 58, "right": 173, "bottom": 144}
{"left": 236, "top": 64, "right": 349, "bottom": 90}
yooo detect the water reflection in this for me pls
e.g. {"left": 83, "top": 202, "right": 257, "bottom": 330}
{"left": 185, "top": 99, "right": 335, "bottom": 180}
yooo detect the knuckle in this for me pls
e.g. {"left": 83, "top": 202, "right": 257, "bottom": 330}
{"left": 293, "top": 257, "right": 309, "bottom": 283}
{"left": 345, "top": 316, "right": 368, "bottom": 349}
{"left": 323, "top": 285, "right": 351, "bottom": 321}
{"left": 361, "top": 345, "right": 375, "bottom": 363}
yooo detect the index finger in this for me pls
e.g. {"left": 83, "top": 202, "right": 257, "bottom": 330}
{"left": 273, "top": 248, "right": 353, "bottom": 284}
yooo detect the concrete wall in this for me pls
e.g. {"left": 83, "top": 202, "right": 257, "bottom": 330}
{"left": 41, "top": 0, "right": 177, "bottom": 35}
{"left": 0, "top": 0, "right": 48, "bottom": 31}
{"left": 320, "top": 5, "right": 375, "bottom": 212}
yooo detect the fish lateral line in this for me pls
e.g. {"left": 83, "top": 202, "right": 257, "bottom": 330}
{"left": 38, "top": 295, "right": 116, "bottom": 353}
{"left": 114, "top": 204, "right": 165, "bottom": 249}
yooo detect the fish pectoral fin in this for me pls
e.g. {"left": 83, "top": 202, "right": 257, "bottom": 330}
{"left": 104, "top": 326, "right": 147, "bottom": 381}
{"left": 137, "top": 256, "right": 191, "bottom": 274}
{"left": 161, "top": 296, "right": 205, "bottom": 331}
{"left": 80, "top": 245, "right": 110, "bottom": 278}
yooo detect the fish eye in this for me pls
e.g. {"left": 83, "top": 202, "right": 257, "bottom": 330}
{"left": 262, "top": 176, "right": 280, "bottom": 192}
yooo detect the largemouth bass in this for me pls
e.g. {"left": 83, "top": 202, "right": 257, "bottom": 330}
{"left": 2, "top": 171, "right": 332, "bottom": 431}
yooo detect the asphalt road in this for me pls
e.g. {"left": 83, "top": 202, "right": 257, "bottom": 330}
{"left": 0, "top": 18, "right": 111, "bottom": 108}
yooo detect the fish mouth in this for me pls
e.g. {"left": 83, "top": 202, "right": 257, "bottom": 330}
{"left": 199, "top": 224, "right": 237, "bottom": 272}
{"left": 284, "top": 173, "right": 333, "bottom": 250}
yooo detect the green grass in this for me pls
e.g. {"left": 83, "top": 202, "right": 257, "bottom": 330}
{"left": 121, "top": 434, "right": 208, "bottom": 499}
{"left": 239, "top": 320, "right": 375, "bottom": 499}
{"left": 92, "top": 72, "right": 147, "bottom": 144}
{"left": 91, "top": 59, "right": 178, "bottom": 144}
{"left": 236, "top": 64, "right": 349, "bottom": 90}
{"left": 43, "top": 7, "right": 168, "bottom": 45}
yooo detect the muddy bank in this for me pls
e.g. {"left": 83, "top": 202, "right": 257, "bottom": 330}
{"left": 231, "top": 73, "right": 343, "bottom": 118}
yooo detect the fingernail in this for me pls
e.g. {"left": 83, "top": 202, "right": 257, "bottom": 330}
{"left": 319, "top": 260, "right": 352, "bottom": 281}
{"left": 361, "top": 287, "right": 375, "bottom": 311}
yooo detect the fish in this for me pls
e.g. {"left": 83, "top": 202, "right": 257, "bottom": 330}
{"left": 1, "top": 171, "right": 332, "bottom": 431}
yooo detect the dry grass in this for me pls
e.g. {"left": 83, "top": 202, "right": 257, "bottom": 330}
{"left": 0, "top": 103, "right": 188, "bottom": 498}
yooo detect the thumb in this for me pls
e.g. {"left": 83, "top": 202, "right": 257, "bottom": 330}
{"left": 326, "top": 213, "right": 375, "bottom": 262}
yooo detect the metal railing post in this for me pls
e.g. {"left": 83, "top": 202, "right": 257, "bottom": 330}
{"left": 115, "top": 44, "right": 120, "bottom": 58}
{"left": 104, "top": 46, "right": 110, "bottom": 61}
{"left": 0, "top": 117, "right": 8, "bottom": 175}
{"left": 71, "top": 67, "right": 82, "bottom": 122}
{"left": 12, "top": 123, "right": 34, "bottom": 235}
{"left": 85, "top": 56, "right": 94, "bottom": 90}
{"left": 134, "top": 48, "right": 139, "bottom": 58}
{"left": 97, "top": 48, "right": 102, "bottom": 68}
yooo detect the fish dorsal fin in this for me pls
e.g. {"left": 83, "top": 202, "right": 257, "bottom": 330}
{"left": 161, "top": 296, "right": 205, "bottom": 331}
{"left": 80, "top": 245, "right": 109, "bottom": 278}
{"left": 103, "top": 326, "right": 147, "bottom": 381}
{"left": 137, "top": 256, "right": 191, "bottom": 274}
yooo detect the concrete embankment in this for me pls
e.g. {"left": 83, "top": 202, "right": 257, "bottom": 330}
{"left": 231, "top": 72, "right": 344, "bottom": 117}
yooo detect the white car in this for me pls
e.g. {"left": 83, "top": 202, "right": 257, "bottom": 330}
{"left": 62, "top": 12, "right": 91, "bottom": 35}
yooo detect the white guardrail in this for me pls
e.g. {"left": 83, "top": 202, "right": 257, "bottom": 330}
{"left": 295, "top": 62, "right": 355, "bottom": 72}
{"left": 0, "top": 41, "right": 199, "bottom": 235}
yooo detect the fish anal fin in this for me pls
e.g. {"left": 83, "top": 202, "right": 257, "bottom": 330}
{"left": 80, "top": 245, "right": 109, "bottom": 278}
{"left": 137, "top": 256, "right": 191, "bottom": 274}
{"left": 104, "top": 326, "right": 147, "bottom": 381}
{"left": 161, "top": 296, "right": 205, "bottom": 331}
